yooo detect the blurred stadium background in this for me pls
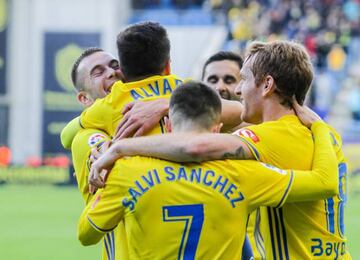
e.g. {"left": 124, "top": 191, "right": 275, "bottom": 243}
{"left": 0, "top": 0, "right": 359, "bottom": 258}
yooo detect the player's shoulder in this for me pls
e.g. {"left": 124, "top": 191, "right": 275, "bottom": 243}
{"left": 115, "top": 155, "right": 167, "bottom": 169}
{"left": 84, "top": 80, "right": 124, "bottom": 110}
{"left": 72, "top": 128, "right": 109, "bottom": 150}
{"left": 236, "top": 115, "right": 308, "bottom": 137}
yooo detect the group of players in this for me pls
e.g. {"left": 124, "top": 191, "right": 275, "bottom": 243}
{"left": 60, "top": 22, "right": 351, "bottom": 259}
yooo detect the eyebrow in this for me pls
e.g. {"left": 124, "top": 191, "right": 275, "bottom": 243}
{"left": 224, "top": 75, "right": 237, "bottom": 79}
{"left": 206, "top": 75, "right": 219, "bottom": 80}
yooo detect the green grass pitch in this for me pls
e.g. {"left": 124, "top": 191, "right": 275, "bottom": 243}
{"left": 0, "top": 185, "right": 102, "bottom": 259}
{"left": 0, "top": 183, "right": 358, "bottom": 259}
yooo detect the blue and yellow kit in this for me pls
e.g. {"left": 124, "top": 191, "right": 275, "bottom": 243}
{"left": 78, "top": 122, "right": 338, "bottom": 259}
{"left": 235, "top": 115, "right": 350, "bottom": 259}
{"left": 80, "top": 74, "right": 183, "bottom": 136}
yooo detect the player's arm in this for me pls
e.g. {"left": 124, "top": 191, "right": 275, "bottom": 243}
{"left": 89, "top": 133, "right": 254, "bottom": 188}
{"left": 247, "top": 103, "right": 338, "bottom": 210}
{"left": 78, "top": 200, "right": 105, "bottom": 245}
{"left": 246, "top": 121, "right": 338, "bottom": 212}
{"left": 105, "top": 98, "right": 247, "bottom": 164}
{"left": 114, "top": 133, "right": 253, "bottom": 162}
{"left": 114, "top": 98, "right": 170, "bottom": 139}
{"left": 71, "top": 129, "right": 110, "bottom": 202}
{"left": 113, "top": 98, "right": 243, "bottom": 138}
{"left": 286, "top": 122, "right": 338, "bottom": 201}
{"left": 60, "top": 116, "right": 82, "bottom": 150}
{"left": 78, "top": 168, "right": 125, "bottom": 246}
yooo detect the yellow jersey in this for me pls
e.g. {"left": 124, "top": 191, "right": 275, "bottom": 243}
{"left": 235, "top": 115, "right": 350, "bottom": 259}
{"left": 77, "top": 122, "right": 338, "bottom": 259}
{"left": 71, "top": 74, "right": 182, "bottom": 259}
{"left": 80, "top": 74, "right": 183, "bottom": 136}
{"left": 71, "top": 128, "right": 129, "bottom": 260}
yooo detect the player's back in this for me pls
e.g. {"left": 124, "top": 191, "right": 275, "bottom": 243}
{"left": 99, "top": 156, "right": 294, "bottom": 259}
{"left": 80, "top": 74, "right": 183, "bottom": 136}
{"left": 238, "top": 115, "right": 349, "bottom": 259}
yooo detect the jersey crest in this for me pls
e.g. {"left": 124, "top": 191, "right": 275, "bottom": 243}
{"left": 88, "top": 133, "right": 107, "bottom": 147}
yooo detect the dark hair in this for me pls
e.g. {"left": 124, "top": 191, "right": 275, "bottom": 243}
{"left": 116, "top": 22, "right": 170, "bottom": 80}
{"left": 71, "top": 47, "right": 104, "bottom": 91}
{"left": 246, "top": 41, "right": 313, "bottom": 107}
{"left": 170, "top": 81, "right": 222, "bottom": 130}
{"left": 202, "top": 51, "right": 243, "bottom": 79}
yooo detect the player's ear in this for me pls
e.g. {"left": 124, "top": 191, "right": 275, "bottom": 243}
{"left": 163, "top": 59, "right": 171, "bottom": 75}
{"left": 212, "top": 122, "right": 223, "bottom": 133}
{"left": 164, "top": 116, "right": 172, "bottom": 133}
{"left": 262, "top": 75, "right": 276, "bottom": 97}
{"left": 77, "top": 91, "right": 92, "bottom": 107}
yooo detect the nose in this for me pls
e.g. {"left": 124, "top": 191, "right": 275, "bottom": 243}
{"left": 106, "top": 67, "right": 123, "bottom": 81}
{"left": 107, "top": 68, "right": 116, "bottom": 78}
{"left": 214, "top": 80, "right": 227, "bottom": 92}
{"left": 234, "top": 81, "right": 242, "bottom": 96}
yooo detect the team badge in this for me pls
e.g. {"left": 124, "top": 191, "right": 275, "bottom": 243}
{"left": 236, "top": 129, "right": 260, "bottom": 143}
{"left": 88, "top": 133, "right": 107, "bottom": 147}
{"left": 260, "top": 163, "right": 287, "bottom": 175}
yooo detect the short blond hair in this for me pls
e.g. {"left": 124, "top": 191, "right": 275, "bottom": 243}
{"left": 245, "top": 41, "right": 313, "bottom": 107}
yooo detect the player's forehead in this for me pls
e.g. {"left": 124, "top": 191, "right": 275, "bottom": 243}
{"left": 78, "top": 51, "right": 118, "bottom": 73}
{"left": 240, "top": 55, "right": 255, "bottom": 76}
{"left": 204, "top": 60, "right": 241, "bottom": 79}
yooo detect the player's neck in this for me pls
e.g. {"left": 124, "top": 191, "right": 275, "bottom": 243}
{"left": 172, "top": 123, "right": 210, "bottom": 134}
{"left": 261, "top": 101, "right": 295, "bottom": 122}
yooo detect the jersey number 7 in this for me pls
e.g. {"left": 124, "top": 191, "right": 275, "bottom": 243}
{"left": 162, "top": 204, "right": 204, "bottom": 260}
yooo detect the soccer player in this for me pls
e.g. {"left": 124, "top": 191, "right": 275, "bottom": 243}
{"left": 78, "top": 21, "right": 182, "bottom": 137}
{"left": 64, "top": 47, "right": 128, "bottom": 260}
{"left": 202, "top": 51, "right": 243, "bottom": 101}
{"left": 79, "top": 81, "right": 338, "bottom": 259}
{"left": 89, "top": 41, "right": 350, "bottom": 259}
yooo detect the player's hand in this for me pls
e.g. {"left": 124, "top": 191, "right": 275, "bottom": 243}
{"left": 113, "top": 99, "right": 168, "bottom": 140}
{"left": 89, "top": 140, "right": 112, "bottom": 164}
{"left": 293, "top": 99, "right": 323, "bottom": 128}
{"left": 88, "top": 168, "right": 108, "bottom": 194}
{"left": 88, "top": 146, "right": 118, "bottom": 191}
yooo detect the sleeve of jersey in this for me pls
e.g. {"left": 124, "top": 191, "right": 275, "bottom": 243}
{"left": 79, "top": 96, "right": 114, "bottom": 136}
{"left": 232, "top": 128, "right": 263, "bottom": 161}
{"left": 71, "top": 130, "right": 110, "bottom": 204}
{"left": 286, "top": 121, "right": 338, "bottom": 202}
{"left": 60, "top": 116, "right": 82, "bottom": 150}
{"left": 239, "top": 161, "right": 294, "bottom": 212}
{"left": 77, "top": 168, "right": 125, "bottom": 246}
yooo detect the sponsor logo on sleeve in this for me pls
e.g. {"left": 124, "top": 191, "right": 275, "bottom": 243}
{"left": 88, "top": 133, "right": 107, "bottom": 147}
{"left": 234, "top": 128, "right": 260, "bottom": 143}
